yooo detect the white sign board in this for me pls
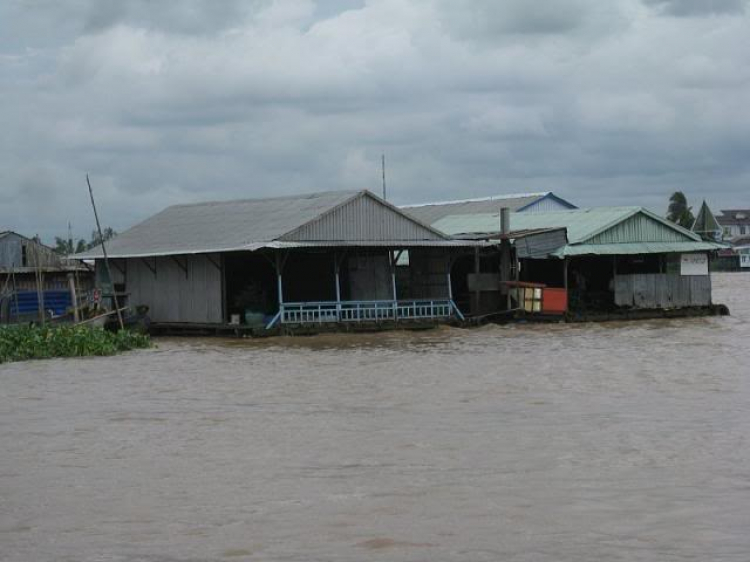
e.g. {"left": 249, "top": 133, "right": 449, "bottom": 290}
{"left": 681, "top": 253, "right": 708, "bottom": 276}
{"left": 740, "top": 249, "right": 750, "bottom": 269}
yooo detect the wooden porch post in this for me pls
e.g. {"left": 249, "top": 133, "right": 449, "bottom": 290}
{"left": 67, "top": 272, "right": 79, "bottom": 323}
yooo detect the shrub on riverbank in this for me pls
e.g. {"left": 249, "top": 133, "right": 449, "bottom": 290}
{"left": 0, "top": 324, "right": 151, "bottom": 364}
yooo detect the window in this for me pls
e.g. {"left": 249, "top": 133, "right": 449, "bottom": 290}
{"left": 741, "top": 226, "right": 747, "bottom": 235}
{"left": 21, "top": 245, "right": 27, "bottom": 267}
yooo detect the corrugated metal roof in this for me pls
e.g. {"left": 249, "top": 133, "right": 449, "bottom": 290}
{"left": 557, "top": 242, "right": 723, "bottom": 257}
{"left": 435, "top": 207, "right": 700, "bottom": 242}
{"left": 401, "top": 192, "right": 574, "bottom": 225}
{"left": 76, "top": 190, "right": 477, "bottom": 259}
{"left": 692, "top": 201, "right": 722, "bottom": 236}
{"left": 433, "top": 207, "right": 720, "bottom": 257}
{"left": 77, "top": 190, "right": 359, "bottom": 258}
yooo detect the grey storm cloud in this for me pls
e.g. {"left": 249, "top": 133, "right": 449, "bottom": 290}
{"left": 1, "top": 0, "right": 749, "bottom": 242}
{"left": 644, "top": 0, "right": 747, "bottom": 16}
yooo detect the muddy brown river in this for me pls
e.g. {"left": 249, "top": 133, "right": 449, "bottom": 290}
{"left": 1, "top": 273, "right": 749, "bottom": 561}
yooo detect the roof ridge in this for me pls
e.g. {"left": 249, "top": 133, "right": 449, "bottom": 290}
{"left": 166, "top": 189, "right": 361, "bottom": 210}
{"left": 402, "top": 192, "right": 550, "bottom": 208}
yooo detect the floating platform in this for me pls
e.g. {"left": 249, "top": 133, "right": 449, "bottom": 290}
{"left": 149, "top": 319, "right": 454, "bottom": 338}
{"left": 148, "top": 304, "right": 729, "bottom": 337}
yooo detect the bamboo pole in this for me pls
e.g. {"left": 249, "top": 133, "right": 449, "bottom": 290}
{"left": 86, "top": 174, "right": 124, "bottom": 330}
{"left": 33, "top": 244, "right": 45, "bottom": 325}
{"left": 68, "top": 272, "right": 80, "bottom": 323}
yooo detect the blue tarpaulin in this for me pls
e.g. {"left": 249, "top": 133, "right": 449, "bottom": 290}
{"left": 11, "top": 290, "right": 71, "bottom": 317}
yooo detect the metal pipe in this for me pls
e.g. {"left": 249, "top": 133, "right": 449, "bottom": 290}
{"left": 500, "top": 207, "right": 510, "bottom": 236}
{"left": 563, "top": 258, "right": 569, "bottom": 312}
{"left": 334, "top": 255, "right": 341, "bottom": 320}
{"left": 390, "top": 251, "right": 398, "bottom": 320}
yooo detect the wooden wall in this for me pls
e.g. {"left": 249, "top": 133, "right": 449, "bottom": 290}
{"left": 614, "top": 273, "right": 711, "bottom": 309}
{"left": 407, "top": 249, "right": 451, "bottom": 299}
{"left": 98, "top": 254, "right": 223, "bottom": 323}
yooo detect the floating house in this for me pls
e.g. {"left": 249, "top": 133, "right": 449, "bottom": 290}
{"left": 77, "top": 190, "right": 482, "bottom": 332}
{"left": 434, "top": 207, "right": 724, "bottom": 316}
{"left": 0, "top": 231, "right": 92, "bottom": 322}
{"left": 401, "top": 191, "right": 577, "bottom": 226}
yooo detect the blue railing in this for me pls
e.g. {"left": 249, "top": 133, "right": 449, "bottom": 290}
{"left": 266, "top": 299, "right": 461, "bottom": 328}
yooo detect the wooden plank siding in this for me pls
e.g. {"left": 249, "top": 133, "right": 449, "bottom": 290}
{"left": 614, "top": 273, "right": 711, "bottom": 309}
{"left": 408, "top": 249, "right": 451, "bottom": 299}
{"left": 124, "top": 254, "right": 223, "bottom": 323}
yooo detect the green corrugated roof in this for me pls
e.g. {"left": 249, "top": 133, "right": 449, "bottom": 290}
{"left": 557, "top": 241, "right": 723, "bottom": 257}
{"left": 433, "top": 206, "right": 721, "bottom": 257}
{"left": 692, "top": 201, "right": 722, "bottom": 238}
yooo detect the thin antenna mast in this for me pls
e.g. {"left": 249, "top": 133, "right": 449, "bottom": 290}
{"left": 381, "top": 153, "right": 387, "bottom": 201}
{"left": 87, "top": 174, "right": 124, "bottom": 330}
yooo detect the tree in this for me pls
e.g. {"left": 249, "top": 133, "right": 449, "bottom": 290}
{"left": 88, "top": 227, "right": 116, "bottom": 249}
{"left": 667, "top": 192, "right": 695, "bottom": 229}
{"left": 51, "top": 228, "right": 116, "bottom": 254}
{"left": 53, "top": 237, "right": 73, "bottom": 255}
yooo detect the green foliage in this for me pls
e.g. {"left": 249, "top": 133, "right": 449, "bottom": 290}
{"left": 667, "top": 191, "right": 695, "bottom": 228}
{"left": 52, "top": 227, "right": 118, "bottom": 255}
{"left": 0, "top": 325, "right": 150, "bottom": 364}
{"left": 88, "top": 227, "right": 117, "bottom": 250}
{"left": 54, "top": 237, "right": 73, "bottom": 255}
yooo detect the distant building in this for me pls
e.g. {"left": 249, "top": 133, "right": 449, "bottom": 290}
{"left": 717, "top": 209, "right": 750, "bottom": 240}
{"left": 401, "top": 192, "right": 577, "bottom": 227}
{"left": 0, "top": 230, "right": 58, "bottom": 271}
{"left": 0, "top": 231, "right": 92, "bottom": 322}
{"left": 732, "top": 235, "right": 750, "bottom": 269}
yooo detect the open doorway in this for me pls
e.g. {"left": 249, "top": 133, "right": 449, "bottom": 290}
{"left": 223, "top": 251, "right": 278, "bottom": 324}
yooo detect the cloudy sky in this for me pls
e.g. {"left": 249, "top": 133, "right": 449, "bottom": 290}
{"left": 1, "top": 0, "right": 748, "bottom": 242}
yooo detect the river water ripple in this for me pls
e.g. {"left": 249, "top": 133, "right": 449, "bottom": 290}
{"left": 1, "top": 273, "right": 749, "bottom": 561}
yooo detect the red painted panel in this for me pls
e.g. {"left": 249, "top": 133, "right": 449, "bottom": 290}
{"left": 542, "top": 288, "right": 567, "bottom": 314}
